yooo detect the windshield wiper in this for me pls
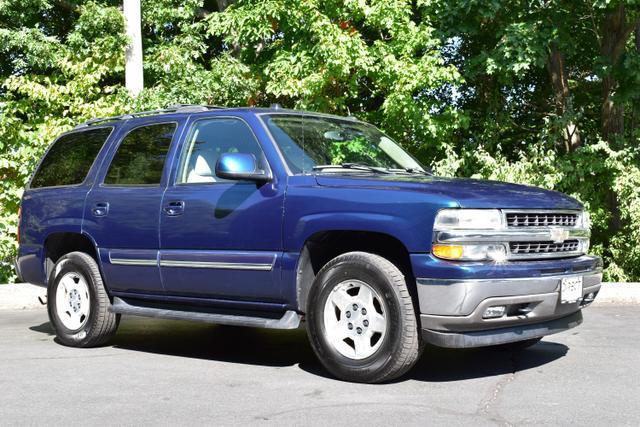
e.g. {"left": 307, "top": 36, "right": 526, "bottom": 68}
{"left": 402, "top": 167, "right": 432, "bottom": 176}
{"left": 311, "top": 163, "right": 393, "bottom": 174}
{"left": 380, "top": 167, "right": 432, "bottom": 176}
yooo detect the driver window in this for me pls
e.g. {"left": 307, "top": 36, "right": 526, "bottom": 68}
{"left": 177, "top": 118, "right": 266, "bottom": 184}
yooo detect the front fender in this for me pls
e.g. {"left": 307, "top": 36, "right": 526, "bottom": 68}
{"left": 285, "top": 211, "right": 417, "bottom": 252}
{"left": 282, "top": 177, "right": 454, "bottom": 253}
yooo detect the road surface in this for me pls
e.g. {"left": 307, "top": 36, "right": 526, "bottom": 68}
{"left": 0, "top": 306, "right": 637, "bottom": 426}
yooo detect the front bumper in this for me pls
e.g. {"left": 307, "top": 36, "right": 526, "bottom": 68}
{"left": 422, "top": 310, "right": 584, "bottom": 348}
{"left": 416, "top": 257, "right": 602, "bottom": 348}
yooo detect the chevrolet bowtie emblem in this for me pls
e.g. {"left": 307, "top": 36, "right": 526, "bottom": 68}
{"left": 549, "top": 227, "right": 569, "bottom": 243}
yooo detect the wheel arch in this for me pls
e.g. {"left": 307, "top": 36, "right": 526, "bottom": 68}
{"left": 295, "top": 230, "right": 416, "bottom": 313}
{"left": 43, "top": 231, "right": 101, "bottom": 287}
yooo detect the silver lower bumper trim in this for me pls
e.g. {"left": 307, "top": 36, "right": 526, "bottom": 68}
{"left": 416, "top": 269, "right": 602, "bottom": 317}
{"left": 420, "top": 282, "right": 600, "bottom": 332}
{"left": 422, "top": 310, "right": 583, "bottom": 348}
{"left": 416, "top": 267, "right": 601, "bottom": 345}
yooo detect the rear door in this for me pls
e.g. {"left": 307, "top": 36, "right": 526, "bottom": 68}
{"left": 159, "top": 116, "right": 285, "bottom": 302}
{"left": 18, "top": 127, "right": 114, "bottom": 286}
{"left": 83, "top": 119, "right": 184, "bottom": 295}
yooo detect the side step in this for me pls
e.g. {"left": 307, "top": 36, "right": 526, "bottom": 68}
{"left": 110, "top": 297, "right": 301, "bottom": 330}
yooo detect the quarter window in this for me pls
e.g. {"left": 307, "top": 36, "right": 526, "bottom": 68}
{"left": 104, "top": 122, "right": 176, "bottom": 185}
{"left": 31, "top": 127, "right": 112, "bottom": 188}
{"left": 177, "top": 118, "right": 266, "bottom": 184}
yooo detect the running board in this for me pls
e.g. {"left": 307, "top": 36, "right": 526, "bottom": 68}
{"left": 110, "top": 297, "right": 301, "bottom": 330}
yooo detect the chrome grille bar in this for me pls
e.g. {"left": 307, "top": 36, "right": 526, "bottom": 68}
{"left": 509, "top": 240, "right": 580, "bottom": 255}
{"left": 506, "top": 212, "right": 578, "bottom": 227}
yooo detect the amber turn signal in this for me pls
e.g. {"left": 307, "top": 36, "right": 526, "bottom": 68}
{"left": 432, "top": 244, "right": 463, "bottom": 260}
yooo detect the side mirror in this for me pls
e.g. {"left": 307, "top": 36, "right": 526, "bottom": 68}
{"left": 215, "top": 153, "right": 271, "bottom": 182}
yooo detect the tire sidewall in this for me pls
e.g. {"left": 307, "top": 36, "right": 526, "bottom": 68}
{"left": 307, "top": 255, "right": 407, "bottom": 381}
{"left": 47, "top": 253, "right": 101, "bottom": 346}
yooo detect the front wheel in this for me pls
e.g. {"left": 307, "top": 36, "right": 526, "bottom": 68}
{"left": 306, "top": 252, "right": 422, "bottom": 383}
{"left": 47, "top": 252, "right": 120, "bottom": 347}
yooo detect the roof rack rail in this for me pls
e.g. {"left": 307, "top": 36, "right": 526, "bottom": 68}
{"left": 167, "top": 104, "right": 228, "bottom": 111}
{"left": 74, "top": 104, "right": 229, "bottom": 129}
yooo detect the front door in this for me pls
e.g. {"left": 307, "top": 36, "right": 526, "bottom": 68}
{"left": 83, "top": 120, "right": 182, "bottom": 295}
{"left": 159, "top": 116, "right": 285, "bottom": 302}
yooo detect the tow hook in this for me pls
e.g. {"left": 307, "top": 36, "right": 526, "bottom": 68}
{"left": 38, "top": 295, "right": 47, "bottom": 305}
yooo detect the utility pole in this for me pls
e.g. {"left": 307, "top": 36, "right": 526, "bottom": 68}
{"left": 124, "top": 0, "right": 143, "bottom": 96}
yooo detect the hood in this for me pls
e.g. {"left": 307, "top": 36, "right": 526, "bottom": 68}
{"left": 314, "top": 174, "right": 582, "bottom": 210}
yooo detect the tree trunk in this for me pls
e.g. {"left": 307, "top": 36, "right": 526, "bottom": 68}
{"left": 600, "top": 6, "right": 637, "bottom": 236}
{"left": 547, "top": 49, "right": 580, "bottom": 152}
{"left": 600, "top": 5, "right": 636, "bottom": 141}
{"left": 124, "top": 0, "right": 143, "bottom": 96}
{"left": 215, "top": 0, "right": 237, "bottom": 12}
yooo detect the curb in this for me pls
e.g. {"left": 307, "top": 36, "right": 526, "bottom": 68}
{"left": 591, "top": 282, "right": 640, "bottom": 306}
{"left": 0, "top": 283, "right": 47, "bottom": 310}
{"left": 1, "top": 282, "right": 640, "bottom": 311}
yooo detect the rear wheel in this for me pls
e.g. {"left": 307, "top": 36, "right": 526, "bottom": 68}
{"left": 306, "top": 252, "right": 422, "bottom": 383}
{"left": 47, "top": 252, "right": 119, "bottom": 347}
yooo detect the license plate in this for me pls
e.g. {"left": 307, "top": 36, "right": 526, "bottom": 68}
{"left": 561, "top": 276, "right": 583, "bottom": 303}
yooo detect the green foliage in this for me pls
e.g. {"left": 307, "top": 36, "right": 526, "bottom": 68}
{"left": 330, "top": 136, "right": 379, "bottom": 165}
{"left": 1, "top": 0, "right": 640, "bottom": 282}
{"left": 437, "top": 140, "right": 640, "bottom": 281}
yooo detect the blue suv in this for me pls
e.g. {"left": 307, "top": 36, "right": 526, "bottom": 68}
{"left": 15, "top": 105, "right": 602, "bottom": 383}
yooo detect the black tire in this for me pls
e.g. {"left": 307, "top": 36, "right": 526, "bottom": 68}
{"left": 306, "top": 252, "right": 422, "bottom": 383}
{"left": 491, "top": 337, "right": 542, "bottom": 352}
{"left": 47, "top": 251, "right": 120, "bottom": 347}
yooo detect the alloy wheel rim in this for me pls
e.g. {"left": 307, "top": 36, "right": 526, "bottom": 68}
{"left": 55, "top": 272, "right": 90, "bottom": 331}
{"left": 322, "top": 279, "right": 387, "bottom": 360}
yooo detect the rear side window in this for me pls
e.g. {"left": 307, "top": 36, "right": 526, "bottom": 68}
{"left": 30, "top": 127, "right": 113, "bottom": 188}
{"left": 104, "top": 122, "right": 176, "bottom": 186}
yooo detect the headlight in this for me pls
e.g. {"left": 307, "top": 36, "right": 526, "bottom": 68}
{"left": 432, "top": 209, "right": 505, "bottom": 261}
{"left": 434, "top": 209, "right": 503, "bottom": 230}
{"left": 433, "top": 243, "right": 507, "bottom": 261}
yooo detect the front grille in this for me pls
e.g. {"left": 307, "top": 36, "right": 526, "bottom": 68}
{"left": 506, "top": 212, "right": 578, "bottom": 228}
{"left": 509, "top": 240, "right": 580, "bottom": 256}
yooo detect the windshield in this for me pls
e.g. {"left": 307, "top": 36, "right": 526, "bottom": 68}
{"left": 261, "top": 114, "right": 426, "bottom": 174}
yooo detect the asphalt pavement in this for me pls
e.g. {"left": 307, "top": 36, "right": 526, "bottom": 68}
{"left": 0, "top": 306, "right": 638, "bottom": 426}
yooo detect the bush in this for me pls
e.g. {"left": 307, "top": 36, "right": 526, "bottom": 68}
{"left": 433, "top": 140, "right": 640, "bottom": 282}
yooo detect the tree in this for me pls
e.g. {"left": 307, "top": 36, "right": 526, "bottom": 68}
{"left": 599, "top": 3, "right": 639, "bottom": 141}
{"left": 204, "top": 0, "right": 464, "bottom": 158}
{"left": 1, "top": 0, "right": 639, "bottom": 282}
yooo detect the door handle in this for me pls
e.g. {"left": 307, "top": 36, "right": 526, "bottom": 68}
{"left": 164, "top": 201, "right": 185, "bottom": 216}
{"left": 92, "top": 202, "right": 109, "bottom": 217}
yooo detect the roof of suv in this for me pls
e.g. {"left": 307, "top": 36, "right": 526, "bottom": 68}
{"left": 75, "top": 104, "right": 360, "bottom": 129}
